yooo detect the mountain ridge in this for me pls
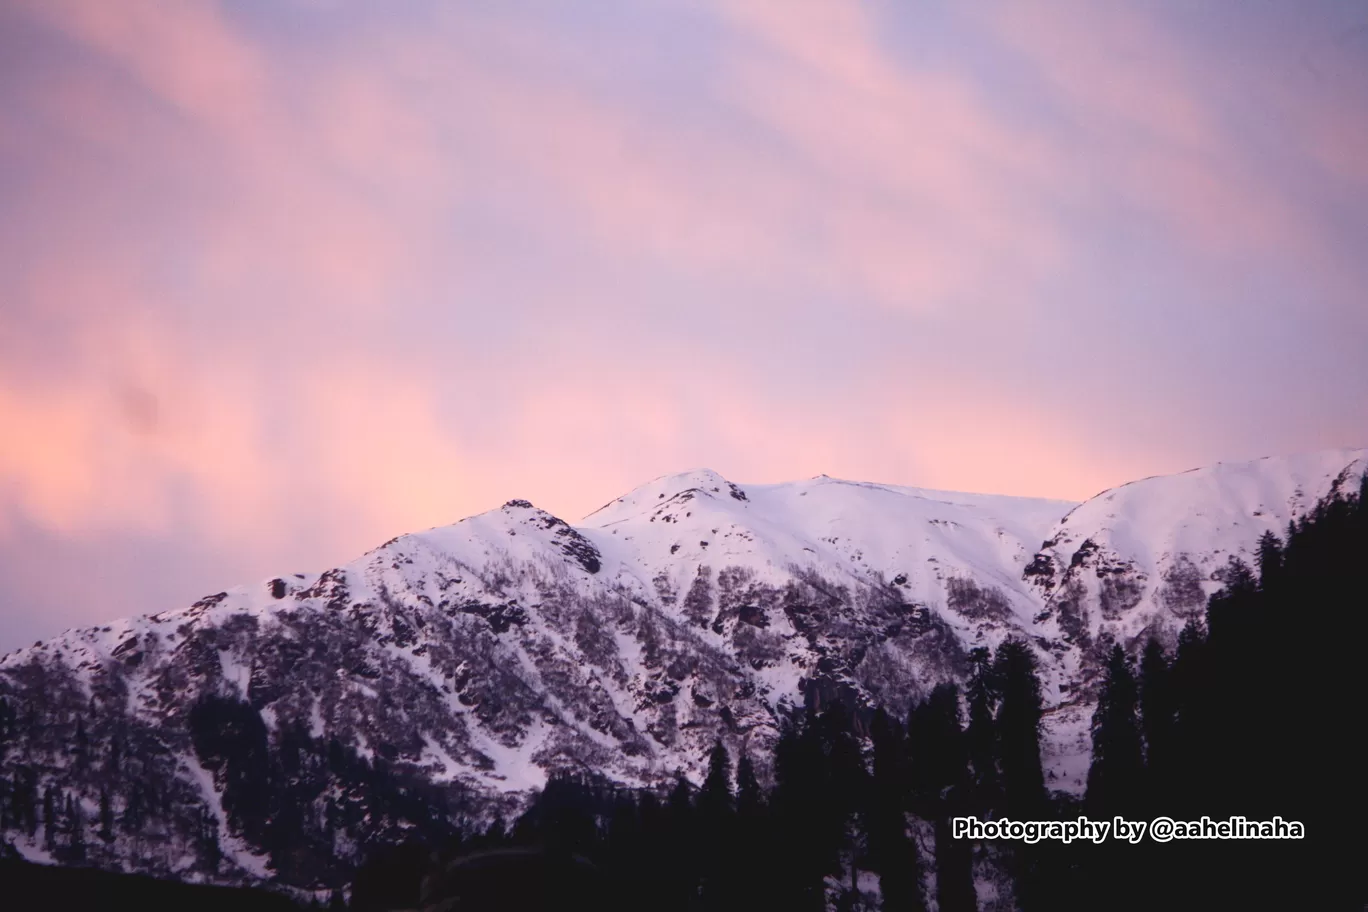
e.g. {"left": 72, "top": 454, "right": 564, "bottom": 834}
{"left": 0, "top": 446, "right": 1363, "bottom": 892}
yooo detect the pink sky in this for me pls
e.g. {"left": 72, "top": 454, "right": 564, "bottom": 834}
{"left": 1, "top": 0, "right": 1366, "bottom": 651}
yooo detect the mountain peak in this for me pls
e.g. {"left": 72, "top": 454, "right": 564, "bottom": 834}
{"left": 581, "top": 468, "right": 747, "bottom": 526}
{"left": 3, "top": 448, "right": 1364, "bottom": 889}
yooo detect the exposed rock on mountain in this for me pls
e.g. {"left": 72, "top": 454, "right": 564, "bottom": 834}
{"left": 0, "top": 449, "right": 1362, "bottom": 892}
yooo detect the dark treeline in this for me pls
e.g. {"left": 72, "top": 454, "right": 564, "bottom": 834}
{"left": 0, "top": 689, "right": 459, "bottom": 897}
{"left": 186, "top": 695, "right": 458, "bottom": 886}
{"left": 351, "top": 636, "right": 1059, "bottom": 911}
{"left": 0, "top": 857, "right": 306, "bottom": 912}
{"left": 356, "top": 475, "right": 1367, "bottom": 910}
{"left": 1074, "top": 470, "right": 1368, "bottom": 911}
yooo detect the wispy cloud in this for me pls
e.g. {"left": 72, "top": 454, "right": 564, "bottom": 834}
{"left": 0, "top": 0, "right": 1364, "bottom": 649}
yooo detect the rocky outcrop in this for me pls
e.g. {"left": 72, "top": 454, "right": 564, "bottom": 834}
{"left": 0, "top": 450, "right": 1361, "bottom": 893}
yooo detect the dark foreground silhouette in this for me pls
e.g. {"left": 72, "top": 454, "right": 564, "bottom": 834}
{"left": 408, "top": 847, "right": 610, "bottom": 911}
{"left": 0, "top": 857, "right": 304, "bottom": 911}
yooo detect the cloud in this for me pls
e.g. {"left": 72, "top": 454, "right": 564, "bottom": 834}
{"left": 0, "top": 0, "right": 1364, "bottom": 650}
{"left": 712, "top": 1, "right": 1070, "bottom": 303}
{"left": 972, "top": 0, "right": 1364, "bottom": 278}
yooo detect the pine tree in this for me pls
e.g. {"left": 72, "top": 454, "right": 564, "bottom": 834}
{"left": 74, "top": 717, "right": 89, "bottom": 772}
{"left": 733, "top": 750, "right": 768, "bottom": 912}
{"left": 188, "top": 695, "right": 273, "bottom": 846}
{"left": 99, "top": 788, "right": 115, "bottom": 844}
{"left": 993, "top": 639, "right": 1046, "bottom": 819}
{"left": 1168, "top": 615, "right": 1211, "bottom": 819}
{"left": 105, "top": 733, "right": 122, "bottom": 778}
{"left": 699, "top": 740, "right": 734, "bottom": 821}
{"left": 1255, "top": 530, "right": 1284, "bottom": 593}
{"left": 634, "top": 790, "right": 675, "bottom": 910}
{"left": 122, "top": 781, "right": 144, "bottom": 834}
{"left": 534, "top": 773, "right": 599, "bottom": 859}
{"left": 14, "top": 767, "right": 38, "bottom": 837}
{"left": 819, "top": 702, "right": 869, "bottom": 904}
{"left": 1082, "top": 645, "right": 1149, "bottom": 910}
{"left": 964, "top": 646, "right": 1001, "bottom": 814}
{"left": 735, "top": 751, "right": 764, "bottom": 823}
{"left": 1086, "top": 645, "right": 1144, "bottom": 817}
{"left": 199, "top": 805, "right": 222, "bottom": 871}
{"left": 484, "top": 817, "right": 507, "bottom": 845}
{"left": 43, "top": 786, "right": 57, "bottom": 852}
{"left": 771, "top": 713, "right": 828, "bottom": 912}
{"left": 907, "top": 685, "right": 974, "bottom": 912}
{"left": 66, "top": 793, "right": 86, "bottom": 862}
{"left": 1138, "top": 638, "right": 1175, "bottom": 805}
{"left": 992, "top": 640, "right": 1049, "bottom": 911}
{"left": 868, "top": 708, "right": 924, "bottom": 912}
{"left": 665, "top": 773, "right": 698, "bottom": 911}
{"left": 1205, "top": 558, "right": 1264, "bottom": 818}
{"left": 697, "top": 741, "right": 735, "bottom": 911}
{"left": 1206, "top": 556, "right": 1257, "bottom": 643}
{"left": 602, "top": 790, "right": 643, "bottom": 910}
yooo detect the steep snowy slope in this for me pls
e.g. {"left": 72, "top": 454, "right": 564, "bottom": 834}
{"left": 584, "top": 469, "right": 1071, "bottom": 617}
{"left": 1024, "top": 447, "right": 1368, "bottom": 784}
{"left": 0, "top": 448, "right": 1362, "bottom": 891}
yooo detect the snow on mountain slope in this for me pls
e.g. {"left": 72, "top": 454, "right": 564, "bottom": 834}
{"left": 584, "top": 469, "right": 1072, "bottom": 611}
{"left": 1024, "top": 447, "right": 1368, "bottom": 787}
{"left": 0, "top": 449, "right": 1362, "bottom": 891}
{"left": 576, "top": 469, "right": 1079, "bottom": 707}
{"left": 1030, "top": 446, "right": 1368, "bottom": 652}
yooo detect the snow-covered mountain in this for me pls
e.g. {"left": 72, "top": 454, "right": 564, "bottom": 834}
{"left": 0, "top": 448, "right": 1363, "bottom": 892}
